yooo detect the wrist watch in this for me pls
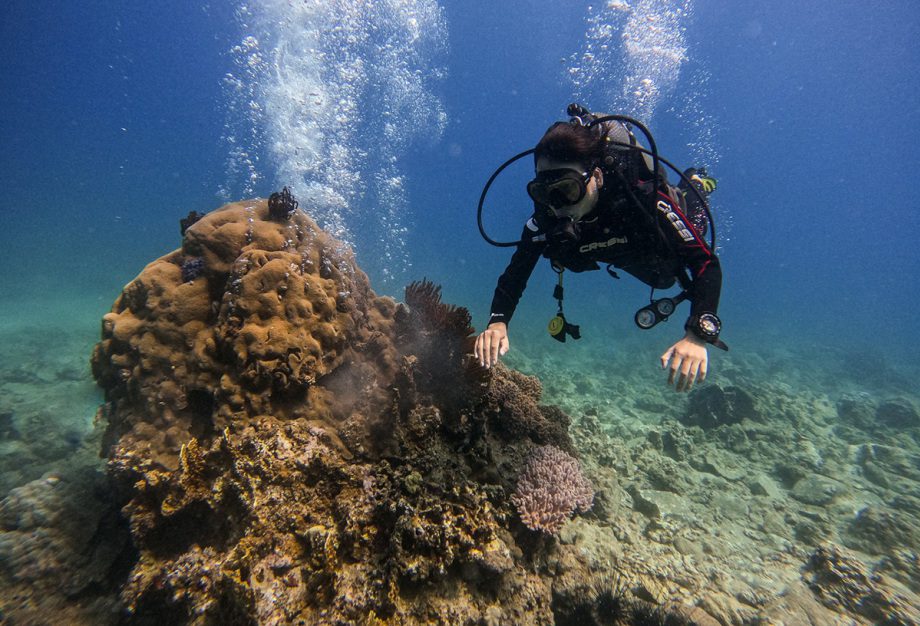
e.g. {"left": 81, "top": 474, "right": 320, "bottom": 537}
{"left": 688, "top": 312, "right": 721, "bottom": 342}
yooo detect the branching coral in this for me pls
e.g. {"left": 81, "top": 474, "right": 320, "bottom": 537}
{"left": 512, "top": 445, "right": 593, "bottom": 535}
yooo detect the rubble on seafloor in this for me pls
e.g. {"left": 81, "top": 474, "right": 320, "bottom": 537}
{"left": 1, "top": 196, "right": 918, "bottom": 625}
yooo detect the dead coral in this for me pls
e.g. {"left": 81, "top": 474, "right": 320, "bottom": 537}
{"left": 0, "top": 468, "right": 127, "bottom": 624}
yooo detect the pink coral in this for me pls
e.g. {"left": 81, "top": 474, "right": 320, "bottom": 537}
{"left": 511, "top": 445, "right": 594, "bottom": 535}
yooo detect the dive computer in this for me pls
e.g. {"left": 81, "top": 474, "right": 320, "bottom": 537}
{"left": 688, "top": 312, "right": 721, "bottom": 342}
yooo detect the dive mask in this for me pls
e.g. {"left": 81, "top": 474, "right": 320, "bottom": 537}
{"left": 526, "top": 168, "right": 591, "bottom": 208}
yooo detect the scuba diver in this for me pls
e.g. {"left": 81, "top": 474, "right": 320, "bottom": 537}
{"left": 473, "top": 104, "right": 724, "bottom": 392}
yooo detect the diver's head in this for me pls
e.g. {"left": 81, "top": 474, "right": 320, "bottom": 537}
{"left": 528, "top": 122, "right": 604, "bottom": 221}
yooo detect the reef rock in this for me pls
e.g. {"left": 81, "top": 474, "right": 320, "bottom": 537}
{"left": 683, "top": 384, "right": 759, "bottom": 429}
{"left": 89, "top": 199, "right": 605, "bottom": 624}
{"left": 844, "top": 506, "right": 920, "bottom": 555}
{"left": 804, "top": 544, "right": 916, "bottom": 624}
{"left": 837, "top": 395, "right": 876, "bottom": 430}
{"left": 0, "top": 468, "right": 126, "bottom": 622}
{"left": 876, "top": 397, "right": 920, "bottom": 429}
{"left": 789, "top": 475, "right": 847, "bottom": 506}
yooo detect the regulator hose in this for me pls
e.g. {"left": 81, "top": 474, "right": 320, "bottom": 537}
{"left": 476, "top": 148, "right": 536, "bottom": 247}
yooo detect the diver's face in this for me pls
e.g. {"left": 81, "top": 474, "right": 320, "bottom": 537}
{"left": 533, "top": 157, "right": 603, "bottom": 221}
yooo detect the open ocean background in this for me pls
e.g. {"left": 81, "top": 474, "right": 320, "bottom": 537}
{"left": 3, "top": 0, "right": 919, "bottom": 353}
{"left": 1, "top": 2, "right": 919, "bottom": 612}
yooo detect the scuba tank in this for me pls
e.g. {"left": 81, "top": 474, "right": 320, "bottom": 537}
{"left": 567, "top": 103, "right": 660, "bottom": 185}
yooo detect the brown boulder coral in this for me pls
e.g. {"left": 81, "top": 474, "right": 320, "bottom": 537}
{"left": 91, "top": 197, "right": 606, "bottom": 624}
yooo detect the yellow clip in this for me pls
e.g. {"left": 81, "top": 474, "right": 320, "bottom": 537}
{"left": 548, "top": 315, "right": 565, "bottom": 336}
{"left": 691, "top": 174, "right": 717, "bottom": 193}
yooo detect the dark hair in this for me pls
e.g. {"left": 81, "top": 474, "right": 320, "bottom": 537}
{"left": 534, "top": 122, "right": 605, "bottom": 169}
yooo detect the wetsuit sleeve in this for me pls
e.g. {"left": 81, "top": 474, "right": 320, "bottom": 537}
{"left": 654, "top": 191, "right": 722, "bottom": 320}
{"left": 487, "top": 220, "right": 545, "bottom": 326}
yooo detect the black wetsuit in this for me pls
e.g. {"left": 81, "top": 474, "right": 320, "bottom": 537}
{"left": 487, "top": 178, "right": 722, "bottom": 331}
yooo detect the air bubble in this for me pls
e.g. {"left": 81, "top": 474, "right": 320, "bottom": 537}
{"left": 220, "top": 0, "right": 447, "bottom": 285}
{"left": 568, "top": 0, "right": 692, "bottom": 123}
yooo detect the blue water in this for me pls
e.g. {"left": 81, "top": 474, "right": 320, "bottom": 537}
{"left": 3, "top": 0, "right": 918, "bottom": 358}
{"left": 1, "top": 0, "right": 917, "bottom": 443}
{"left": 1, "top": 0, "right": 919, "bottom": 616}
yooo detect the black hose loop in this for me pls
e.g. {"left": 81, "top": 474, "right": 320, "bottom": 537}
{"left": 477, "top": 114, "right": 717, "bottom": 251}
{"left": 477, "top": 148, "right": 535, "bottom": 247}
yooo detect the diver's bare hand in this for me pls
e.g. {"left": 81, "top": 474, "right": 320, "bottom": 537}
{"left": 660, "top": 333, "right": 708, "bottom": 392}
{"left": 475, "top": 322, "right": 509, "bottom": 369}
